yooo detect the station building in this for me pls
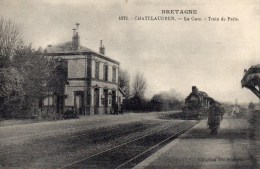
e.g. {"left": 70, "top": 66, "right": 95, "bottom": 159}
{"left": 43, "top": 24, "right": 124, "bottom": 115}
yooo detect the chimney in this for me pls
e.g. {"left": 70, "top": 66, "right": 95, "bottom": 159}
{"left": 72, "top": 28, "right": 76, "bottom": 36}
{"left": 244, "top": 69, "right": 247, "bottom": 75}
{"left": 99, "top": 40, "right": 105, "bottom": 55}
{"left": 72, "top": 23, "right": 80, "bottom": 50}
{"left": 192, "top": 86, "right": 198, "bottom": 94}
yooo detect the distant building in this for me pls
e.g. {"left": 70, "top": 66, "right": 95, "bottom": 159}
{"left": 43, "top": 24, "right": 124, "bottom": 115}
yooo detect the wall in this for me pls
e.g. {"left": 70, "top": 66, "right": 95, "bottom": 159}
{"left": 92, "top": 54, "right": 119, "bottom": 83}
{"left": 68, "top": 59, "right": 86, "bottom": 78}
{"left": 65, "top": 80, "right": 85, "bottom": 106}
{"left": 46, "top": 53, "right": 121, "bottom": 115}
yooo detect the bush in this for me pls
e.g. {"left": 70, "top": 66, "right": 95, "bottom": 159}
{"left": 0, "top": 67, "right": 24, "bottom": 118}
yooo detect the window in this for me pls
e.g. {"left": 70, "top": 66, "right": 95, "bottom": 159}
{"left": 112, "top": 66, "right": 116, "bottom": 83}
{"left": 118, "top": 97, "right": 121, "bottom": 104}
{"left": 95, "top": 61, "right": 100, "bottom": 79}
{"left": 55, "top": 60, "right": 68, "bottom": 79}
{"left": 103, "top": 64, "right": 108, "bottom": 81}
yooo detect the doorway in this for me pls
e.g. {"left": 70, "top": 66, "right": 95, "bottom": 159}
{"left": 103, "top": 89, "right": 108, "bottom": 114}
{"left": 93, "top": 88, "right": 99, "bottom": 114}
{"left": 112, "top": 90, "right": 116, "bottom": 107}
{"left": 75, "top": 91, "right": 84, "bottom": 115}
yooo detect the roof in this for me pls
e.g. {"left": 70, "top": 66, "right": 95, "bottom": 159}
{"left": 46, "top": 41, "right": 120, "bottom": 64}
{"left": 46, "top": 41, "right": 94, "bottom": 53}
{"left": 241, "top": 64, "right": 260, "bottom": 88}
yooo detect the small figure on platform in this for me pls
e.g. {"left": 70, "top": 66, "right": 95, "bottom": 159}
{"left": 119, "top": 103, "right": 124, "bottom": 115}
{"left": 231, "top": 104, "right": 240, "bottom": 118}
{"left": 220, "top": 107, "right": 225, "bottom": 121}
{"left": 208, "top": 101, "right": 223, "bottom": 135}
{"left": 114, "top": 102, "right": 119, "bottom": 115}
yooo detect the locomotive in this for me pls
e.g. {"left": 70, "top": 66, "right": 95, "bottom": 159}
{"left": 182, "top": 86, "right": 216, "bottom": 120}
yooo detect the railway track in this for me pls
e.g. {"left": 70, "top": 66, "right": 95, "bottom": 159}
{"left": 1, "top": 121, "right": 180, "bottom": 168}
{"left": 61, "top": 120, "right": 199, "bottom": 169}
{"left": 0, "top": 111, "right": 183, "bottom": 156}
{"left": 0, "top": 121, "right": 159, "bottom": 156}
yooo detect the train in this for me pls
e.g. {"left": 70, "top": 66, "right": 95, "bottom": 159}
{"left": 182, "top": 86, "right": 220, "bottom": 120}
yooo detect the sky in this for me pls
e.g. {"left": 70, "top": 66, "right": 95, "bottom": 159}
{"left": 0, "top": 0, "right": 259, "bottom": 104}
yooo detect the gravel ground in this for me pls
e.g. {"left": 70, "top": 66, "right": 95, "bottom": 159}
{"left": 0, "top": 112, "right": 170, "bottom": 142}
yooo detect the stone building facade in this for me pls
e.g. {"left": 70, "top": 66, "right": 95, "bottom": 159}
{"left": 43, "top": 24, "right": 124, "bottom": 115}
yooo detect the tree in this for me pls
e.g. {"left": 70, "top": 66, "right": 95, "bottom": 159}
{"left": 132, "top": 72, "right": 147, "bottom": 98}
{"left": 48, "top": 61, "right": 68, "bottom": 95}
{"left": 0, "top": 18, "right": 57, "bottom": 118}
{"left": 124, "top": 95, "right": 147, "bottom": 112}
{"left": 12, "top": 45, "right": 53, "bottom": 114}
{"left": 125, "top": 72, "right": 147, "bottom": 112}
{"left": 0, "top": 18, "right": 24, "bottom": 118}
{"left": 0, "top": 17, "right": 22, "bottom": 68}
{"left": 149, "top": 89, "right": 184, "bottom": 112}
{"left": 119, "top": 69, "right": 130, "bottom": 98}
{"left": 149, "top": 94, "right": 164, "bottom": 111}
{"left": 0, "top": 67, "right": 24, "bottom": 118}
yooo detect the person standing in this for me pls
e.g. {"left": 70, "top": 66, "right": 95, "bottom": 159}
{"left": 208, "top": 101, "right": 222, "bottom": 135}
{"left": 119, "top": 103, "right": 124, "bottom": 115}
{"left": 114, "top": 102, "right": 119, "bottom": 115}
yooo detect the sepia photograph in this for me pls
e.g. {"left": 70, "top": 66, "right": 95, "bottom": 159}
{"left": 0, "top": 0, "right": 259, "bottom": 168}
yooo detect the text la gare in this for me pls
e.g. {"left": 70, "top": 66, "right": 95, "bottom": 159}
{"left": 184, "top": 17, "right": 201, "bottom": 21}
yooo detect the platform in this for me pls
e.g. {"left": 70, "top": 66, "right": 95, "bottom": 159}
{"left": 135, "top": 117, "right": 259, "bottom": 169}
